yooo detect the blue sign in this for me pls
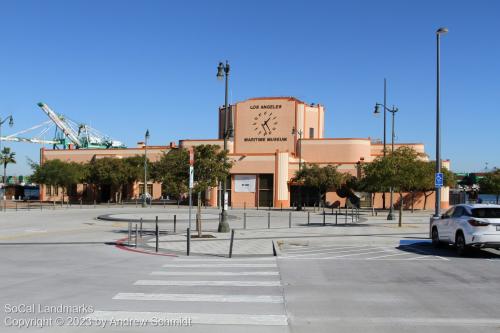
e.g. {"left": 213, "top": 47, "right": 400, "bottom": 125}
{"left": 435, "top": 172, "right": 444, "bottom": 188}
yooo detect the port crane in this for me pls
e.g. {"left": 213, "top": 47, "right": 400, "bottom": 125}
{"left": 0, "top": 102, "right": 125, "bottom": 149}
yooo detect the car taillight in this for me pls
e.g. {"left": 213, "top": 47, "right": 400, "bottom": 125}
{"left": 468, "top": 219, "right": 489, "bottom": 227}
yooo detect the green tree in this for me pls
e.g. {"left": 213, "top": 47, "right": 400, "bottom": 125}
{"left": 30, "top": 159, "right": 87, "bottom": 203}
{"left": 151, "top": 148, "right": 189, "bottom": 202}
{"left": 360, "top": 158, "right": 392, "bottom": 214}
{"left": 294, "top": 164, "right": 345, "bottom": 207}
{"left": 479, "top": 168, "right": 500, "bottom": 204}
{"left": 152, "top": 145, "right": 232, "bottom": 236}
{"left": 0, "top": 147, "right": 16, "bottom": 184}
{"left": 87, "top": 157, "right": 143, "bottom": 203}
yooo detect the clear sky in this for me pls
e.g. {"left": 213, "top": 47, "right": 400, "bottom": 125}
{"left": 1, "top": 0, "right": 499, "bottom": 176}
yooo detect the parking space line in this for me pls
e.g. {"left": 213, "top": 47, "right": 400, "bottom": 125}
{"left": 366, "top": 252, "right": 416, "bottom": 260}
{"left": 283, "top": 246, "right": 391, "bottom": 258}
{"left": 283, "top": 245, "right": 373, "bottom": 254}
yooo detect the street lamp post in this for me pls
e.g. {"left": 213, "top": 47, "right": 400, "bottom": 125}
{"left": 142, "top": 129, "right": 150, "bottom": 208}
{"left": 216, "top": 61, "right": 231, "bottom": 233}
{"left": 435, "top": 27, "right": 448, "bottom": 218}
{"left": 0, "top": 115, "right": 14, "bottom": 184}
{"left": 292, "top": 127, "right": 303, "bottom": 210}
{"left": 374, "top": 103, "right": 398, "bottom": 220}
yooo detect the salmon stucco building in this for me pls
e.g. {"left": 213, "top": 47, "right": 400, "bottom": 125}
{"left": 40, "top": 97, "right": 449, "bottom": 210}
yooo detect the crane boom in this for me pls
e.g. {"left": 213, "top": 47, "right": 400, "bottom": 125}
{"left": 37, "top": 102, "right": 81, "bottom": 147}
{"left": 0, "top": 136, "right": 60, "bottom": 144}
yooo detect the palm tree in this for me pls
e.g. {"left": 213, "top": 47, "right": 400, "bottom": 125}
{"left": 0, "top": 147, "right": 16, "bottom": 184}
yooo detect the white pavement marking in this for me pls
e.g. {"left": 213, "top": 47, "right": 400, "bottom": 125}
{"left": 89, "top": 310, "right": 288, "bottom": 326}
{"left": 366, "top": 252, "right": 417, "bottom": 260}
{"left": 317, "top": 316, "right": 500, "bottom": 326}
{"left": 283, "top": 245, "right": 373, "bottom": 254}
{"left": 172, "top": 257, "right": 277, "bottom": 262}
{"left": 134, "top": 280, "right": 282, "bottom": 287}
{"left": 162, "top": 263, "right": 277, "bottom": 268}
{"left": 151, "top": 271, "right": 279, "bottom": 276}
{"left": 283, "top": 246, "right": 392, "bottom": 258}
{"left": 401, "top": 245, "right": 450, "bottom": 261}
{"left": 113, "top": 293, "right": 284, "bottom": 303}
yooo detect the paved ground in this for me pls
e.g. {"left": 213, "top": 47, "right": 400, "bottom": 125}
{"left": 1, "top": 206, "right": 499, "bottom": 332}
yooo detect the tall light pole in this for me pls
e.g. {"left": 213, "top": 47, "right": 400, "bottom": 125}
{"left": 142, "top": 129, "right": 150, "bottom": 208}
{"left": 216, "top": 61, "right": 231, "bottom": 233}
{"left": 0, "top": 115, "right": 14, "bottom": 184}
{"left": 374, "top": 103, "right": 398, "bottom": 220}
{"left": 435, "top": 27, "right": 448, "bottom": 217}
{"left": 292, "top": 127, "right": 303, "bottom": 210}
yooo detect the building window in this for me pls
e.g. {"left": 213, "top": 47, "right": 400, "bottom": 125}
{"left": 309, "top": 128, "right": 314, "bottom": 138}
{"left": 46, "top": 185, "right": 52, "bottom": 196}
{"left": 54, "top": 186, "right": 59, "bottom": 196}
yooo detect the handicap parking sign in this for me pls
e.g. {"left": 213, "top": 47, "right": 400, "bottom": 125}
{"left": 435, "top": 173, "right": 444, "bottom": 188}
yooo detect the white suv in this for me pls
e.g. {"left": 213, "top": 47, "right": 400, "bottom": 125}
{"left": 430, "top": 204, "right": 500, "bottom": 256}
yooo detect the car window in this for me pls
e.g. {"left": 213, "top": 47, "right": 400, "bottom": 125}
{"left": 452, "top": 207, "right": 464, "bottom": 217}
{"left": 471, "top": 208, "right": 500, "bottom": 219}
{"left": 442, "top": 207, "right": 454, "bottom": 218}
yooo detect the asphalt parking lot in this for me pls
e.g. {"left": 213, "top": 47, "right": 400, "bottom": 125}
{"left": 278, "top": 241, "right": 500, "bottom": 333}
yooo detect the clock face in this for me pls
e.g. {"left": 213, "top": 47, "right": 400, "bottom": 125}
{"left": 252, "top": 111, "right": 278, "bottom": 136}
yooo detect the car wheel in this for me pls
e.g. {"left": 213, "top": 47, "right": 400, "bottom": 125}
{"left": 455, "top": 232, "right": 468, "bottom": 256}
{"left": 431, "top": 227, "right": 441, "bottom": 248}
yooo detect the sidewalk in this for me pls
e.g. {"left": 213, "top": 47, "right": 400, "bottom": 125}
{"left": 136, "top": 210, "right": 434, "bottom": 257}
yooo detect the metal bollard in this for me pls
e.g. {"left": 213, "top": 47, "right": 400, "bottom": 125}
{"left": 135, "top": 224, "right": 138, "bottom": 248}
{"left": 40, "top": 201, "right": 42, "bottom": 211}
{"left": 187, "top": 228, "right": 190, "bottom": 256}
{"left": 163, "top": 200, "right": 166, "bottom": 208}
{"left": 308, "top": 211, "right": 310, "bottom": 225}
{"left": 128, "top": 222, "right": 132, "bottom": 245}
{"left": 15, "top": 202, "right": 17, "bottom": 211}
{"left": 281, "top": 203, "right": 283, "bottom": 211}
{"left": 135, "top": 199, "right": 138, "bottom": 208}
{"left": 173, "top": 214, "right": 177, "bottom": 233}
{"left": 289, "top": 212, "right": 292, "bottom": 228}
{"left": 351, "top": 207, "right": 354, "bottom": 223}
{"left": 80, "top": 199, "right": 82, "bottom": 209}
{"left": 268, "top": 212, "right": 271, "bottom": 229}
{"left": 155, "top": 216, "right": 159, "bottom": 253}
{"left": 108, "top": 200, "right": 110, "bottom": 208}
{"left": 94, "top": 199, "right": 96, "bottom": 208}
{"left": 244, "top": 202, "right": 246, "bottom": 211}
{"left": 140, "top": 218, "right": 143, "bottom": 238}
{"left": 345, "top": 207, "right": 347, "bottom": 224}
{"left": 28, "top": 201, "right": 30, "bottom": 211}
{"left": 229, "top": 229, "right": 235, "bottom": 258}
{"left": 53, "top": 200, "right": 56, "bottom": 210}
{"left": 323, "top": 209, "right": 326, "bottom": 226}
{"left": 336, "top": 211, "right": 338, "bottom": 225}
{"left": 243, "top": 212, "right": 247, "bottom": 229}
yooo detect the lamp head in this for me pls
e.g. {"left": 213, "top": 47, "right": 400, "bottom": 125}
{"left": 8, "top": 116, "right": 14, "bottom": 127}
{"left": 291, "top": 127, "right": 296, "bottom": 135}
{"left": 216, "top": 62, "right": 224, "bottom": 80}
{"left": 436, "top": 27, "right": 448, "bottom": 35}
{"left": 373, "top": 103, "right": 381, "bottom": 115}
{"left": 145, "top": 129, "right": 150, "bottom": 140}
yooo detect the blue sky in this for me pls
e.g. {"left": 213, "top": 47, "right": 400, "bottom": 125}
{"left": 1, "top": 0, "right": 499, "bottom": 175}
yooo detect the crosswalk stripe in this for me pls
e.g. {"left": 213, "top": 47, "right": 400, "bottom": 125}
{"left": 89, "top": 310, "right": 288, "bottom": 326}
{"left": 172, "top": 257, "right": 276, "bottom": 262}
{"left": 134, "top": 280, "right": 282, "bottom": 287}
{"left": 113, "top": 293, "right": 284, "bottom": 303}
{"left": 151, "top": 271, "right": 279, "bottom": 276}
{"left": 162, "top": 263, "right": 277, "bottom": 268}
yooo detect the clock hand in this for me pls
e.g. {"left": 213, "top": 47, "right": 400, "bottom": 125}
{"left": 261, "top": 124, "right": 268, "bottom": 135}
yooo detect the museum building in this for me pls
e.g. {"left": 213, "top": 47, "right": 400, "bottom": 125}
{"left": 40, "top": 97, "right": 449, "bottom": 209}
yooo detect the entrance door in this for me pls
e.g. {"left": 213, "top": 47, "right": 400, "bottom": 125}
{"left": 258, "top": 174, "right": 274, "bottom": 207}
